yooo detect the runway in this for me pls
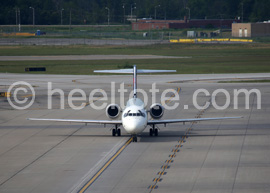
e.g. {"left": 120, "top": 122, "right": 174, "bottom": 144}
{"left": 0, "top": 55, "right": 186, "bottom": 61}
{"left": 0, "top": 38, "right": 169, "bottom": 46}
{"left": 0, "top": 73, "right": 269, "bottom": 193}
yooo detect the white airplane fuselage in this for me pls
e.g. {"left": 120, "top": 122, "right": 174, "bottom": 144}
{"left": 122, "top": 98, "right": 148, "bottom": 135}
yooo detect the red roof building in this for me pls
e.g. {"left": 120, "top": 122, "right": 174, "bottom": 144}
{"left": 132, "top": 18, "right": 240, "bottom": 30}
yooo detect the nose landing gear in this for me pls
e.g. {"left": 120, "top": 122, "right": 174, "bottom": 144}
{"left": 132, "top": 135, "right": 138, "bottom": 142}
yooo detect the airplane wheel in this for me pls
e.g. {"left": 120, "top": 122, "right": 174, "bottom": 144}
{"left": 133, "top": 136, "right": 137, "bottom": 142}
{"left": 112, "top": 129, "right": 116, "bottom": 136}
{"left": 117, "top": 129, "right": 121, "bottom": 136}
{"left": 149, "top": 129, "right": 153, "bottom": 136}
{"left": 154, "top": 128, "right": 158, "bottom": 136}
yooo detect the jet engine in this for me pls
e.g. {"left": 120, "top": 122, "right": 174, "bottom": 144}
{"left": 106, "top": 104, "right": 121, "bottom": 119}
{"left": 149, "top": 103, "right": 164, "bottom": 119}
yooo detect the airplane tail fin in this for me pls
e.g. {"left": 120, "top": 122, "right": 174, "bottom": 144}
{"left": 133, "top": 65, "right": 137, "bottom": 98}
{"left": 94, "top": 65, "right": 176, "bottom": 98}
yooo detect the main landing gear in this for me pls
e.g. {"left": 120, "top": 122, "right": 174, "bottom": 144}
{"left": 112, "top": 125, "right": 121, "bottom": 136}
{"left": 149, "top": 124, "right": 158, "bottom": 136}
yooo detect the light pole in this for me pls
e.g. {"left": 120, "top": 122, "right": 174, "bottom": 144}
{"left": 155, "top": 5, "right": 160, "bottom": 20}
{"left": 131, "top": 3, "right": 136, "bottom": 22}
{"left": 18, "top": 8, "right": 21, "bottom": 31}
{"left": 186, "top": 7, "right": 190, "bottom": 20}
{"left": 15, "top": 8, "right": 21, "bottom": 31}
{"left": 105, "top": 7, "right": 110, "bottom": 25}
{"left": 241, "top": 2, "right": 244, "bottom": 23}
{"left": 123, "top": 4, "right": 125, "bottom": 24}
{"left": 61, "top": 9, "right": 64, "bottom": 25}
{"left": 15, "top": 8, "right": 18, "bottom": 25}
{"left": 69, "top": 9, "right": 71, "bottom": 33}
{"left": 29, "top": 7, "right": 35, "bottom": 26}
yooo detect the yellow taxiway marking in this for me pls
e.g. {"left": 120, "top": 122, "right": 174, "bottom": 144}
{"left": 79, "top": 87, "right": 181, "bottom": 192}
{"left": 78, "top": 137, "right": 133, "bottom": 193}
{"left": 162, "top": 87, "right": 181, "bottom": 106}
{"left": 22, "top": 94, "right": 33, "bottom": 98}
{"left": 149, "top": 185, "right": 158, "bottom": 189}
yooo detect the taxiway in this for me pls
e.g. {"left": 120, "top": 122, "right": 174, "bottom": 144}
{"left": 0, "top": 73, "right": 269, "bottom": 193}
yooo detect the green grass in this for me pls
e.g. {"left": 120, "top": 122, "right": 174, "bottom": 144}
{"left": 0, "top": 43, "right": 269, "bottom": 75}
{"left": 0, "top": 57, "right": 269, "bottom": 75}
{"left": 0, "top": 43, "right": 269, "bottom": 56}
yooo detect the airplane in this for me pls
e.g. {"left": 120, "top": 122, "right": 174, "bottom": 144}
{"left": 28, "top": 65, "right": 242, "bottom": 142}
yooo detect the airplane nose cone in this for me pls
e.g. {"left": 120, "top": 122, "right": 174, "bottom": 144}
{"left": 127, "top": 119, "right": 138, "bottom": 130}
{"left": 123, "top": 118, "right": 146, "bottom": 134}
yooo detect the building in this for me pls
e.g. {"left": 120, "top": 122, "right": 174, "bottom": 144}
{"left": 132, "top": 18, "right": 240, "bottom": 31}
{"left": 232, "top": 22, "right": 270, "bottom": 37}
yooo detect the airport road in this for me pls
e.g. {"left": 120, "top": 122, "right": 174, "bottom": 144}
{"left": 0, "top": 73, "right": 270, "bottom": 193}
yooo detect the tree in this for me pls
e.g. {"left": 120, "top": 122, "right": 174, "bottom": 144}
{"left": 0, "top": 0, "right": 269, "bottom": 25}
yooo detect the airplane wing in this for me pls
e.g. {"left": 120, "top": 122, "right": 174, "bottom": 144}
{"left": 28, "top": 118, "right": 122, "bottom": 125}
{"left": 28, "top": 116, "right": 242, "bottom": 125}
{"left": 147, "top": 116, "right": 243, "bottom": 125}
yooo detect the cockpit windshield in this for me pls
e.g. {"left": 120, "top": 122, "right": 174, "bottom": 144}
{"left": 124, "top": 110, "right": 145, "bottom": 117}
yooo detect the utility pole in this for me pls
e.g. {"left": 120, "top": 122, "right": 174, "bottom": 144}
{"left": 155, "top": 5, "right": 160, "bottom": 20}
{"left": 105, "top": 7, "right": 110, "bottom": 25}
{"left": 29, "top": 7, "right": 35, "bottom": 26}
{"left": 61, "top": 9, "right": 64, "bottom": 25}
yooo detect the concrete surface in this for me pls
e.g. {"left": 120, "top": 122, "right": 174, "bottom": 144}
{"left": 0, "top": 73, "right": 269, "bottom": 193}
